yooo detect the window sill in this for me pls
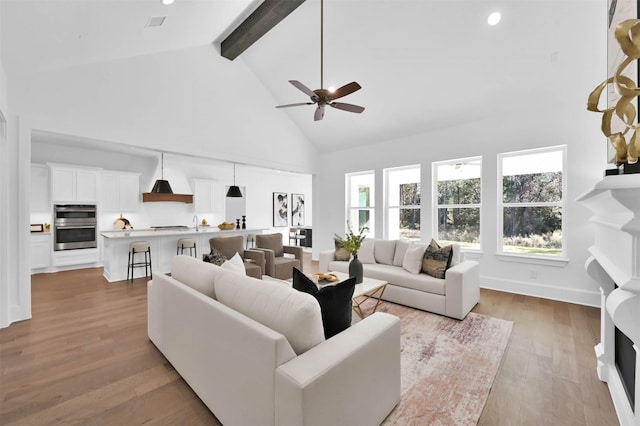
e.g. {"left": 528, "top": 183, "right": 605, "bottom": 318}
{"left": 496, "top": 253, "right": 569, "bottom": 267}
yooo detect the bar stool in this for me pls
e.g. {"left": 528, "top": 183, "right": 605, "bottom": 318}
{"left": 177, "top": 238, "right": 197, "bottom": 257}
{"left": 127, "top": 241, "right": 152, "bottom": 283}
{"left": 246, "top": 233, "right": 256, "bottom": 249}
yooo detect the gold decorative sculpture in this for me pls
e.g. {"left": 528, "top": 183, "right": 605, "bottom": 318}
{"left": 588, "top": 19, "right": 640, "bottom": 165}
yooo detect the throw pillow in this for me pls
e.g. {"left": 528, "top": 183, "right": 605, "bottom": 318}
{"left": 374, "top": 239, "right": 397, "bottom": 265}
{"left": 334, "top": 240, "right": 351, "bottom": 261}
{"left": 402, "top": 245, "right": 426, "bottom": 274}
{"left": 422, "top": 242, "right": 453, "bottom": 279}
{"left": 202, "top": 248, "right": 227, "bottom": 266}
{"left": 292, "top": 268, "right": 356, "bottom": 339}
{"left": 221, "top": 252, "right": 246, "bottom": 275}
{"left": 393, "top": 239, "right": 413, "bottom": 266}
{"left": 450, "top": 243, "right": 462, "bottom": 266}
{"left": 358, "top": 239, "right": 376, "bottom": 264}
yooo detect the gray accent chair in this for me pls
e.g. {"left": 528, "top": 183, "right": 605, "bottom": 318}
{"left": 255, "top": 233, "right": 303, "bottom": 280}
{"left": 209, "top": 236, "right": 265, "bottom": 279}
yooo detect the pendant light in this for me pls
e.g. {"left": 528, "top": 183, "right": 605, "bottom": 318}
{"left": 226, "top": 163, "right": 243, "bottom": 198}
{"left": 151, "top": 152, "right": 173, "bottom": 194}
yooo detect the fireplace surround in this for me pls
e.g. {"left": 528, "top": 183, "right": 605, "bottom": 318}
{"left": 578, "top": 174, "right": 640, "bottom": 424}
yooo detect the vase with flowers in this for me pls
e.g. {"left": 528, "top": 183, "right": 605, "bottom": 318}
{"left": 334, "top": 225, "right": 368, "bottom": 284}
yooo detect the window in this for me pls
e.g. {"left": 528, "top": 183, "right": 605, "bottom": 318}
{"left": 434, "top": 158, "right": 481, "bottom": 249}
{"left": 499, "top": 146, "right": 565, "bottom": 257}
{"left": 385, "top": 165, "right": 420, "bottom": 241}
{"left": 346, "top": 171, "right": 375, "bottom": 236}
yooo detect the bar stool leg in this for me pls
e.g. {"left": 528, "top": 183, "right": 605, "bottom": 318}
{"left": 148, "top": 248, "right": 152, "bottom": 279}
{"left": 127, "top": 251, "right": 131, "bottom": 282}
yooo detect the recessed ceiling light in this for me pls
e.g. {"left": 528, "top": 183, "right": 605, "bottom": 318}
{"left": 161, "top": 0, "right": 174, "bottom": 5}
{"left": 488, "top": 12, "right": 501, "bottom": 26}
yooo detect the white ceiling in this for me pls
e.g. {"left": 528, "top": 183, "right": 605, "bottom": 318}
{"left": 1, "top": 0, "right": 603, "bottom": 153}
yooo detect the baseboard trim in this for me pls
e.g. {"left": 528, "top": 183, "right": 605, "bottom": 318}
{"left": 480, "top": 276, "right": 600, "bottom": 307}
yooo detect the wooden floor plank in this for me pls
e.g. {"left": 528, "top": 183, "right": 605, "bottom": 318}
{"left": 0, "top": 256, "right": 619, "bottom": 425}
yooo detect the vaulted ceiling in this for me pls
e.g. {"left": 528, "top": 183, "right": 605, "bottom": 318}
{"left": 1, "top": 0, "right": 603, "bottom": 153}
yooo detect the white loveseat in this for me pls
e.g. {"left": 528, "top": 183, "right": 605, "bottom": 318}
{"left": 319, "top": 239, "right": 480, "bottom": 320}
{"left": 148, "top": 255, "right": 401, "bottom": 426}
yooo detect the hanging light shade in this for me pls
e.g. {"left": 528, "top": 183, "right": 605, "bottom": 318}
{"left": 226, "top": 163, "right": 243, "bottom": 197}
{"left": 151, "top": 152, "right": 173, "bottom": 194}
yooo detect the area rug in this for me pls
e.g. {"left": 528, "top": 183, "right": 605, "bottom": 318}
{"left": 358, "top": 301, "right": 513, "bottom": 426}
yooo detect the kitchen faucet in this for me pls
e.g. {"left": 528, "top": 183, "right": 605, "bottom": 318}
{"left": 193, "top": 215, "right": 198, "bottom": 232}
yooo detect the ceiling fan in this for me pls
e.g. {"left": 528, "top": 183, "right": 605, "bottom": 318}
{"left": 275, "top": 0, "right": 364, "bottom": 121}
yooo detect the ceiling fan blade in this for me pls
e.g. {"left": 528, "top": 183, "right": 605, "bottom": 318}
{"left": 330, "top": 102, "right": 365, "bottom": 113}
{"left": 314, "top": 105, "right": 325, "bottom": 121}
{"left": 289, "top": 80, "right": 318, "bottom": 100}
{"left": 275, "top": 102, "right": 314, "bottom": 108}
{"left": 330, "top": 81, "right": 361, "bottom": 100}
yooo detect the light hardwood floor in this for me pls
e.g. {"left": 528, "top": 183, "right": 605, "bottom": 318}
{"left": 0, "top": 254, "right": 619, "bottom": 425}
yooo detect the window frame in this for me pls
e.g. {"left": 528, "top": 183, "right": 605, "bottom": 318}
{"left": 345, "top": 170, "right": 375, "bottom": 237}
{"left": 497, "top": 145, "right": 567, "bottom": 260}
{"left": 432, "top": 156, "right": 482, "bottom": 251}
{"left": 383, "top": 164, "right": 421, "bottom": 240}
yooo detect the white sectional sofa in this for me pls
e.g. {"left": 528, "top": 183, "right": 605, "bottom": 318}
{"left": 319, "top": 239, "right": 480, "bottom": 320}
{"left": 148, "top": 255, "right": 401, "bottom": 426}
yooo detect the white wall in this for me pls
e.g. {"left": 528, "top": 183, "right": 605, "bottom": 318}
{"left": 315, "top": 1, "right": 608, "bottom": 306}
{"left": 0, "top": 0, "right": 28, "bottom": 328}
{"left": 11, "top": 44, "right": 318, "bottom": 174}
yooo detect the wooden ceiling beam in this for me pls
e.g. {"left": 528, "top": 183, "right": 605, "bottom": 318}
{"left": 221, "top": 0, "right": 306, "bottom": 61}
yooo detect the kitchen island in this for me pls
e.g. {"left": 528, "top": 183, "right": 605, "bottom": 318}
{"left": 101, "top": 227, "right": 266, "bottom": 282}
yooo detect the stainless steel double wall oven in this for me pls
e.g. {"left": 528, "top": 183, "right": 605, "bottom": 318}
{"left": 53, "top": 204, "right": 98, "bottom": 251}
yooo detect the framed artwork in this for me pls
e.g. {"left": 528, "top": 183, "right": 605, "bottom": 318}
{"left": 273, "top": 192, "right": 288, "bottom": 227}
{"left": 291, "top": 193, "right": 305, "bottom": 226}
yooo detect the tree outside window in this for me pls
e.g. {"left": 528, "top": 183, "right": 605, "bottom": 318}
{"left": 434, "top": 159, "right": 481, "bottom": 249}
{"left": 385, "top": 166, "right": 420, "bottom": 240}
{"left": 499, "top": 147, "right": 565, "bottom": 256}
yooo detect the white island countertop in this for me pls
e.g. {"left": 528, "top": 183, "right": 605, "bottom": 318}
{"left": 101, "top": 227, "right": 266, "bottom": 239}
{"left": 101, "top": 227, "right": 267, "bottom": 282}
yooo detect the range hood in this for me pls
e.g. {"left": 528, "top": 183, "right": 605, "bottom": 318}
{"left": 142, "top": 153, "right": 193, "bottom": 203}
{"left": 142, "top": 192, "right": 193, "bottom": 203}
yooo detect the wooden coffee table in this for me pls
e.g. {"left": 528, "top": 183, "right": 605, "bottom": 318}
{"left": 328, "top": 271, "right": 388, "bottom": 319}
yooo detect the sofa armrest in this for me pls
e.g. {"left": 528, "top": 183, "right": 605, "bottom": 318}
{"left": 283, "top": 245, "right": 303, "bottom": 271}
{"left": 444, "top": 260, "right": 480, "bottom": 320}
{"left": 244, "top": 249, "right": 266, "bottom": 275}
{"left": 148, "top": 274, "right": 297, "bottom": 426}
{"left": 275, "top": 312, "right": 401, "bottom": 426}
{"left": 254, "top": 248, "right": 276, "bottom": 277}
{"left": 318, "top": 249, "right": 335, "bottom": 273}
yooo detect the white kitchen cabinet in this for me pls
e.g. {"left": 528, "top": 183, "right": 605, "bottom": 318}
{"left": 192, "top": 179, "right": 224, "bottom": 215}
{"left": 99, "top": 171, "right": 140, "bottom": 212}
{"left": 50, "top": 165, "right": 99, "bottom": 203}
{"left": 30, "top": 164, "right": 50, "bottom": 212}
{"left": 31, "top": 234, "right": 51, "bottom": 271}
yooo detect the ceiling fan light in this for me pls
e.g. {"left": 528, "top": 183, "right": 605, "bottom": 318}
{"left": 487, "top": 12, "right": 501, "bottom": 26}
{"left": 226, "top": 185, "right": 243, "bottom": 198}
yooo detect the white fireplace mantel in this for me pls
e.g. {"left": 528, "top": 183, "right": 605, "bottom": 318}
{"left": 578, "top": 173, "right": 640, "bottom": 425}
